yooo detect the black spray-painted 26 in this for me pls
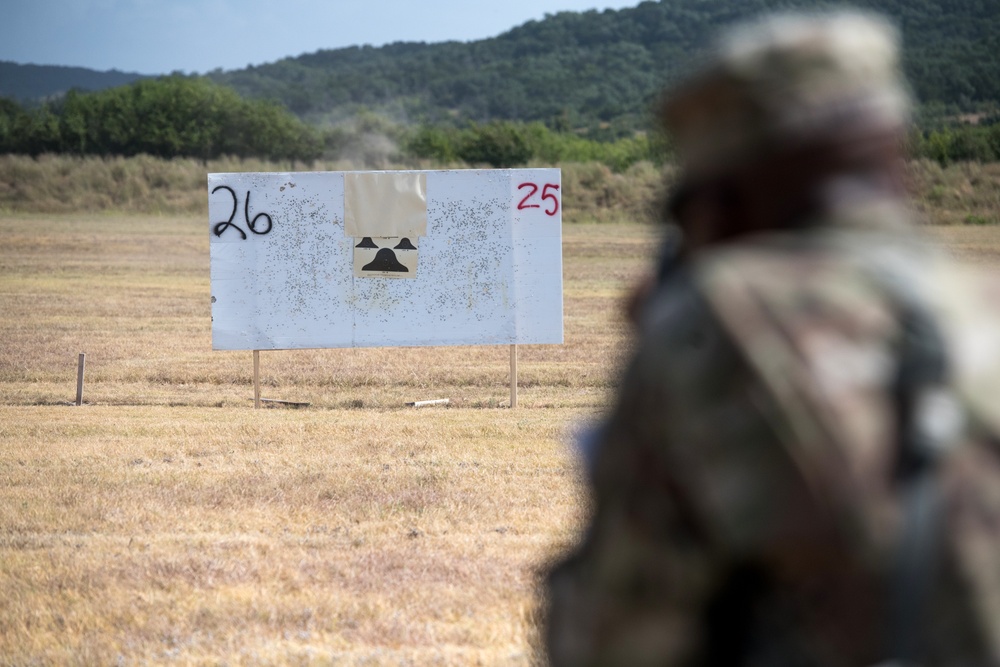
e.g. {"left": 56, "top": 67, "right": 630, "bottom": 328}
{"left": 211, "top": 185, "right": 274, "bottom": 239}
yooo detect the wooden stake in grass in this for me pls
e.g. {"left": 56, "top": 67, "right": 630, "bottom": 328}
{"left": 509, "top": 344, "right": 518, "bottom": 409}
{"left": 75, "top": 353, "right": 86, "bottom": 406}
{"left": 253, "top": 350, "right": 261, "bottom": 410}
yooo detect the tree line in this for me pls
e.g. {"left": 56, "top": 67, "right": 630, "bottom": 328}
{"left": 909, "top": 119, "right": 1000, "bottom": 164}
{"left": 406, "top": 120, "right": 1000, "bottom": 168}
{"left": 0, "top": 76, "right": 323, "bottom": 163}
{"left": 2, "top": 75, "right": 1000, "bottom": 169}
{"left": 0, "top": 76, "right": 668, "bottom": 170}
{"left": 403, "top": 121, "right": 667, "bottom": 170}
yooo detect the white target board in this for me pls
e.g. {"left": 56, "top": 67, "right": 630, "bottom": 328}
{"left": 208, "top": 169, "right": 563, "bottom": 350}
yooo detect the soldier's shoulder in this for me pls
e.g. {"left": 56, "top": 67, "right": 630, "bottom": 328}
{"left": 691, "top": 228, "right": 1000, "bottom": 443}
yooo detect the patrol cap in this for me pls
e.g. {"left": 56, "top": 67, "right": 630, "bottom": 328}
{"left": 662, "top": 11, "right": 911, "bottom": 179}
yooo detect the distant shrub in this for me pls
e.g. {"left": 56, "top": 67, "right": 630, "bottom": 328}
{"left": 403, "top": 120, "right": 667, "bottom": 171}
{"left": 458, "top": 121, "right": 533, "bottom": 168}
{"left": 964, "top": 214, "right": 994, "bottom": 225}
{"left": 909, "top": 123, "right": 1000, "bottom": 165}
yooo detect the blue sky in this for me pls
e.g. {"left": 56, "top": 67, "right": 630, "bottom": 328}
{"left": 2, "top": 0, "right": 642, "bottom": 75}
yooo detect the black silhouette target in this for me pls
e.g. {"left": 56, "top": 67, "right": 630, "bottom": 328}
{"left": 353, "top": 236, "right": 419, "bottom": 277}
{"left": 363, "top": 248, "right": 408, "bottom": 272}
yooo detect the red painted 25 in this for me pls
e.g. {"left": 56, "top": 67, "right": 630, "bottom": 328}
{"left": 517, "top": 182, "right": 560, "bottom": 216}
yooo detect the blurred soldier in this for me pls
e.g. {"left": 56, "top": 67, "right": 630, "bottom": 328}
{"left": 545, "top": 11, "right": 1000, "bottom": 667}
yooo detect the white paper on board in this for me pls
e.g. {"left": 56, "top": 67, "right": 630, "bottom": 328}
{"left": 208, "top": 169, "right": 563, "bottom": 350}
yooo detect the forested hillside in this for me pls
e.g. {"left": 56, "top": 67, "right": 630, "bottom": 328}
{"left": 2, "top": 0, "right": 999, "bottom": 167}
{"left": 208, "top": 0, "right": 1000, "bottom": 132}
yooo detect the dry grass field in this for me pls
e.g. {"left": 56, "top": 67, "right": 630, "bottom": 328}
{"left": 1, "top": 206, "right": 998, "bottom": 665}
{"left": 0, "top": 212, "right": 658, "bottom": 665}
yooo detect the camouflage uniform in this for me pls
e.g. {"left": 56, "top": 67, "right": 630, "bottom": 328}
{"left": 544, "top": 12, "right": 1000, "bottom": 667}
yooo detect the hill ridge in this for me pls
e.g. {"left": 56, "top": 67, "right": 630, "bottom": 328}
{"left": 0, "top": 61, "right": 149, "bottom": 101}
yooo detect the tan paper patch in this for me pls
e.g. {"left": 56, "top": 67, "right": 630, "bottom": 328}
{"left": 344, "top": 172, "right": 427, "bottom": 238}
